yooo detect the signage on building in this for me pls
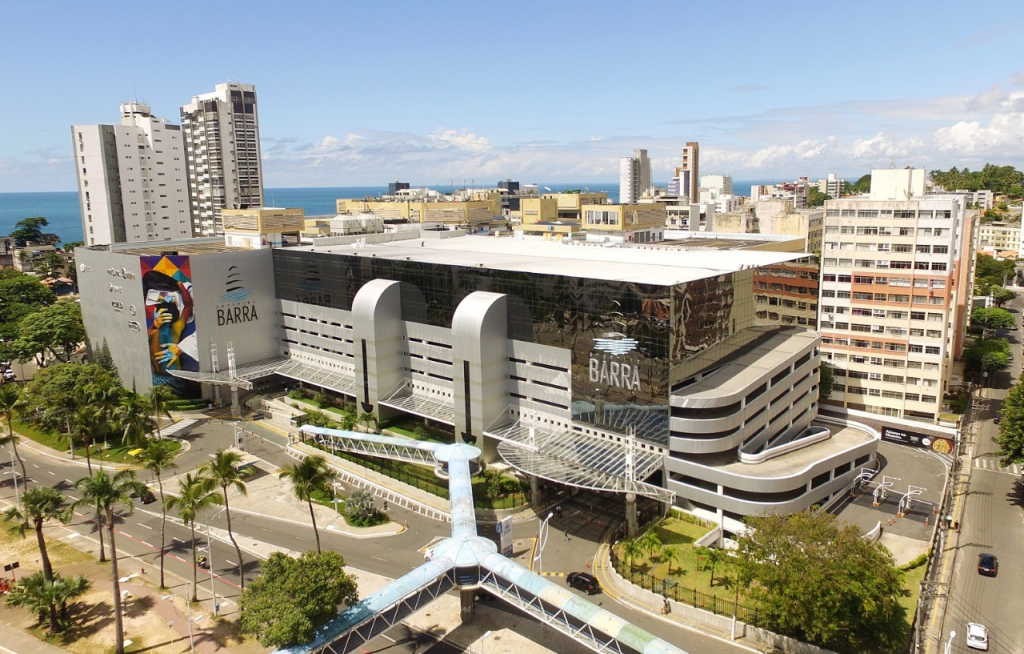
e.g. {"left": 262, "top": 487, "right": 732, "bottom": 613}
{"left": 496, "top": 516, "right": 513, "bottom": 557}
{"left": 589, "top": 334, "right": 641, "bottom": 391}
{"left": 216, "top": 265, "right": 259, "bottom": 326}
{"left": 107, "top": 267, "right": 136, "bottom": 279}
{"left": 881, "top": 426, "right": 954, "bottom": 454}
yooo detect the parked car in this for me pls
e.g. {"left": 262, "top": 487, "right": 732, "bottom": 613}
{"left": 566, "top": 571, "right": 600, "bottom": 595}
{"left": 131, "top": 487, "right": 157, "bottom": 504}
{"left": 977, "top": 553, "right": 998, "bottom": 577}
{"left": 966, "top": 622, "right": 989, "bottom": 650}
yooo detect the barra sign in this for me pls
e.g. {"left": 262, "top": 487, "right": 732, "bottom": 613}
{"left": 589, "top": 334, "right": 641, "bottom": 391}
{"left": 881, "top": 426, "right": 954, "bottom": 454}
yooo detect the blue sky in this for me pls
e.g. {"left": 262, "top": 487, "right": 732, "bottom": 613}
{"left": 3, "top": 1, "right": 1024, "bottom": 192}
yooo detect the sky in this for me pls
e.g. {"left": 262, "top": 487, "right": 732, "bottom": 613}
{"left": 3, "top": 1, "right": 1024, "bottom": 192}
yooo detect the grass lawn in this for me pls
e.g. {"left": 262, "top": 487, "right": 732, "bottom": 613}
{"left": 13, "top": 419, "right": 182, "bottom": 464}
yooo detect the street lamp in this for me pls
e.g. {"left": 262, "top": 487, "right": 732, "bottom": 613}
{"left": 943, "top": 630, "right": 956, "bottom": 654}
{"left": 7, "top": 449, "right": 21, "bottom": 509}
{"left": 202, "top": 507, "right": 227, "bottom": 615}
{"left": 533, "top": 513, "right": 554, "bottom": 575}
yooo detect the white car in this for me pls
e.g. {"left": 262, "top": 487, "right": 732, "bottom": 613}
{"left": 966, "top": 622, "right": 989, "bottom": 651}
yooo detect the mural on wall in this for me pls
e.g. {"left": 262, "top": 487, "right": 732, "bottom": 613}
{"left": 141, "top": 256, "right": 199, "bottom": 392}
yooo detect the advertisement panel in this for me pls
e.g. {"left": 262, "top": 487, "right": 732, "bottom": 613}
{"left": 881, "top": 426, "right": 954, "bottom": 455}
{"left": 496, "top": 516, "right": 513, "bottom": 557}
{"left": 141, "top": 255, "right": 199, "bottom": 392}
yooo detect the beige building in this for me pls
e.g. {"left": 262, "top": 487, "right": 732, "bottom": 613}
{"left": 222, "top": 207, "right": 304, "bottom": 249}
{"left": 582, "top": 203, "right": 666, "bottom": 243}
{"left": 336, "top": 197, "right": 500, "bottom": 226}
{"left": 540, "top": 192, "right": 609, "bottom": 221}
{"left": 977, "top": 221, "right": 1019, "bottom": 252}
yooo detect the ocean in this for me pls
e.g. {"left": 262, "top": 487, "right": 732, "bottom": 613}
{"left": 0, "top": 178, "right": 783, "bottom": 245}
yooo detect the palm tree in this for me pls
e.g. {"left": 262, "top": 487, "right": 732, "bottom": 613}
{"left": 661, "top": 545, "right": 682, "bottom": 577}
{"left": 3, "top": 486, "right": 73, "bottom": 582}
{"left": 621, "top": 538, "right": 643, "bottom": 575}
{"left": 116, "top": 393, "right": 155, "bottom": 448}
{"left": 148, "top": 385, "right": 176, "bottom": 440}
{"left": 137, "top": 439, "right": 177, "bottom": 588}
{"left": 357, "top": 411, "right": 379, "bottom": 433}
{"left": 0, "top": 383, "right": 29, "bottom": 488}
{"left": 639, "top": 529, "right": 663, "bottom": 562}
{"left": 165, "top": 471, "right": 221, "bottom": 602}
{"left": 201, "top": 449, "right": 253, "bottom": 588}
{"left": 72, "top": 470, "right": 147, "bottom": 654}
{"left": 70, "top": 405, "right": 102, "bottom": 474}
{"left": 5, "top": 571, "right": 91, "bottom": 635}
{"left": 278, "top": 455, "right": 337, "bottom": 553}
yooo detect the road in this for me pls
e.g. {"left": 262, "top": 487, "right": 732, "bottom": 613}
{"left": 937, "top": 292, "right": 1024, "bottom": 654}
{"left": 1, "top": 419, "right": 754, "bottom": 654}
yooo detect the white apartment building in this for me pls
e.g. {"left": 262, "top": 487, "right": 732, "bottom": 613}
{"left": 819, "top": 170, "right": 976, "bottom": 423}
{"left": 700, "top": 174, "right": 733, "bottom": 197}
{"left": 619, "top": 149, "right": 652, "bottom": 204}
{"left": 819, "top": 173, "right": 845, "bottom": 198}
{"left": 977, "top": 221, "right": 1020, "bottom": 253}
{"left": 181, "top": 83, "right": 264, "bottom": 236}
{"left": 72, "top": 103, "right": 192, "bottom": 246}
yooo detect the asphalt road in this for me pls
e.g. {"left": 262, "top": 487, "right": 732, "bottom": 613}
{"left": 1, "top": 420, "right": 755, "bottom": 654}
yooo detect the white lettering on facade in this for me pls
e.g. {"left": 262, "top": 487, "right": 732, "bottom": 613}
{"left": 588, "top": 356, "right": 640, "bottom": 391}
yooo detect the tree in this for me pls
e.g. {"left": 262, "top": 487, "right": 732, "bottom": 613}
{"left": 94, "top": 338, "right": 119, "bottom": 379}
{"left": 819, "top": 362, "right": 834, "bottom": 400}
{"left": 279, "top": 455, "right": 337, "bottom": 554}
{"left": 964, "top": 338, "right": 1010, "bottom": 379}
{"left": 69, "top": 405, "right": 103, "bottom": 474}
{"left": 72, "top": 470, "right": 147, "bottom": 654}
{"left": 5, "top": 571, "right": 91, "bottom": 635}
{"left": 694, "top": 545, "right": 727, "bottom": 587}
{"left": 620, "top": 537, "right": 643, "bottom": 573}
{"left": 357, "top": 411, "right": 379, "bottom": 433}
{"left": 15, "top": 300, "right": 84, "bottom": 365}
{"left": 735, "top": 511, "right": 908, "bottom": 653}
{"left": 201, "top": 449, "right": 254, "bottom": 589}
{"left": 971, "top": 307, "right": 1015, "bottom": 331}
{"left": 18, "top": 363, "right": 120, "bottom": 435}
{"left": 239, "top": 550, "right": 359, "bottom": 648}
{"left": 165, "top": 472, "right": 222, "bottom": 602}
{"left": 638, "top": 529, "right": 662, "bottom": 561}
{"left": 115, "top": 392, "right": 155, "bottom": 447}
{"left": 148, "top": 385, "right": 176, "bottom": 440}
{"left": 931, "top": 164, "right": 1024, "bottom": 196}
{"left": 138, "top": 440, "right": 178, "bottom": 589}
{"left": 991, "top": 287, "right": 1017, "bottom": 307}
{"left": 9, "top": 217, "right": 57, "bottom": 247}
{"left": 0, "top": 383, "right": 29, "bottom": 490}
{"left": 807, "top": 187, "right": 828, "bottom": 208}
{"left": 344, "top": 488, "right": 377, "bottom": 525}
{"left": 974, "top": 253, "right": 1017, "bottom": 295}
{"left": 0, "top": 269, "right": 53, "bottom": 362}
{"left": 847, "top": 174, "right": 871, "bottom": 195}
{"left": 661, "top": 545, "right": 682, "bottom": 576}
{"left": 3, "top": 486, "right": 72, "bottom": 582}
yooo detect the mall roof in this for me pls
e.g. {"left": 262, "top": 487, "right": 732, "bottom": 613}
{"left": 303, "top": 235, "right": 804, "bottom": 286}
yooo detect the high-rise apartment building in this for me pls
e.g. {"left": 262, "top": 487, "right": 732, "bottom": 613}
{"left": 72, "top": 103, "right": 192, "bottom": 246}
{"left": 181, "top": 82, "right": 263, "bottom": 236}
{"left": 818, "top": 169, "right": 976, "bottom": 423}
{"left": 619, "top": 149, "right": 651, "bottom": 204}
{"left": 820, "top": 173, "right": 845, "bottom": 199}
{"left": 700, "top": 174, "right": 732, "bottom": 197}
{"left": 680, "top": 142, "right": 699, "bottom": 203}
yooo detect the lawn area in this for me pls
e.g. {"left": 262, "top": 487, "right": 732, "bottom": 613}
{"left": 13, "top": 419, "right": 182, "bottom": 464}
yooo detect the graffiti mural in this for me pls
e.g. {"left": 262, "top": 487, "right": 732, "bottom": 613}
{"left": 141, "top": 256, "right": 199, "bottom": 392}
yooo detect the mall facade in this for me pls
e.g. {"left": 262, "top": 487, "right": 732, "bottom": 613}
{"left": 77, "top": 232, "right": 877, "bottom": 530}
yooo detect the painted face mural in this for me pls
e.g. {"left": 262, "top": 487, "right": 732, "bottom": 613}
{"left": 141, "top": 256, "right": 199, "bottom": 392}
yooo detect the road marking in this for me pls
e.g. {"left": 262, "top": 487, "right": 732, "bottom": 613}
{"left": 32, "top": 464, "right": 39, "bottom": 468}
{"left": 226, "top": 560, "right": 237, "bottom": 566}
{"left": 141, "top": 541, "right": 153, "bottom": 548}
{"left": 372, "top": 556, "right": 387, "bottom": 562}
{"left": 64, "top": 479, "right": 73, "bottom": 485}
{"left": 139, "top": 523, "right": 153, "bottom": 530}
{"left": 172, "top": 537, "right": 185, "bottom": 544}
{"left": 47, "top": 471, "right": 56, "bottom": 476}
{"left": 381, "top": 634, "right": 396, "bottom": 643}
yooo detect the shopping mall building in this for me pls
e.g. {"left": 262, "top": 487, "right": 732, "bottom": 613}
{"left": 77, "top": 231, "right": 877, "bottom": 530}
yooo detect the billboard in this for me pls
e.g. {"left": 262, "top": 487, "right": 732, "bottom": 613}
{"left": 141, "top": 255, "right": 199, "bottom": 392}
{"left": 880, "top": 426, "right": 954, "bottom": 455}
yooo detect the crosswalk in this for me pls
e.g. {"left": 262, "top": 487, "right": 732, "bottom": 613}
{"left": 973, "top": 457, "right": 1023, "bottom": 475}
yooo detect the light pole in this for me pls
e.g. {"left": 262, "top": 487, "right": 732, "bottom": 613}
{"left": 203, "top": 507, "right": 227, "bottom": 615}
{"left": 943, "top": 630, "right": 956, "bottom": 654}
{"left": 7, "top": 449, "right": 21, "bottom": 509}
{"left": 478, "top": 630, "right": 492, "bottom": 654}
{"left": 533, "top": 513, "right": 554, "bottom": 575}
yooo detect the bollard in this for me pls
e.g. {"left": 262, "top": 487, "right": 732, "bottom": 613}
{"left": 925, "top": 516, "right": 929, "bottom": 526}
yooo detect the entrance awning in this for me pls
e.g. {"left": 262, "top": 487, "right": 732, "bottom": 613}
{"left": 168, "top": 355, "right": 358, "bottom": 396}
{"left": 379, "top": 381, "right": 455, "bottom": 425}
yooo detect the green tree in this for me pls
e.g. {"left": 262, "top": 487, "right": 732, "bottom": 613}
{"left": 620, "top": 537, "right": 643, "bottom": 573}
{"left": 201, "top": 449, "right": 254, "bottom": 589}
{"left": 344, "top": 488, "right": 377, "bottom": 525}
{"left": 3, "top": 486, "right": 73, "bottom": 582}
{"left": 278, "top": 455, "right": 337, "bottom": 554}
{"left": 69, "top": 405, "right": 104, "bottom": 474}
{"left": 357, "top": 411, "right": 379, "bottom": 433}
{"left": 639, "top": 529, "right": 663, "bottom": 561}
{"left": 974, "top": 253, "right": 1017, "bottom": 295}
{"left": 72, "top": 470, "right": 147, "bottom": 654}
{"left": 148, "top": 385, "right": 176, "bottom": 440}
{"left": 5, "top": 571, "right": 91, "bottom": 635}
{"left": 0, "top": 269, "right": 54, "bottom": 362}
{"left": 660, "top": 545, "right": 682, "bottom": 576}
{"left": 9, "top": 217, "right": 56, "bottom": 246}
{"left": 964, "top": 338, "right": 1011, "bottom": 379}
{"left": 971, "top": 307, "right": 1015, "bottom": 331}
{"left": 819, "top": 362, "right": 834, "bottom": 400}
{"left": 165, "top": 471, "right": 222, "bottom": 601}
{"left": 991, "top": 287, "right": 1017, "bottom": 307}
{"left": 847, "top": 174, "right": 871, "bottom": 195}
{"left": 694, "top": 545, "right": 727, "bottom": 586}
{"left": 735, "top": 511, "right": 908, "bottom": 653}
{"left": 0, "top": 383, "right": 29, "bottom": 490}
{"left": 15, "top": 300, "right": 84, "bottom": 364}
{"left": 238, "top": 550, "right": 359, "bottom": 648}
{"left": 807, "top": 187, "right": 828, "bottom": 207}
{"left": 115, "top": 392, "right": 155, "bottom": 447}
{"left": 94, "top": 338, "right": 119, "bottom": 378}
{"left": 18, "top": 363, "right": 119, "bottom": 435}
{"left": 137, "top": 439, "right": 178, "bottom": 589}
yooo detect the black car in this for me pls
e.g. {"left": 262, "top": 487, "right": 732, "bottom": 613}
{"left": 132, "top": 488, "right": 157, "bottom": 504}
{"left": 566, "top": 571, "right": 600, "bottom": 594}
{"left": 978, "top": 553, "right": 998, "bottom": 577}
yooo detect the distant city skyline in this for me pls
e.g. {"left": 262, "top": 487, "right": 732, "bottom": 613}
{"left": 3, "top": 1, "right": 1024, "bottom": 193}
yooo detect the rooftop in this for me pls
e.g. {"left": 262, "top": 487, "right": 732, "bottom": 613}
{"left": 301, "top": 234, "right": 802, "bottom": 286}
{"left": 90, "top": 237, "right": 246, "bottom": 256}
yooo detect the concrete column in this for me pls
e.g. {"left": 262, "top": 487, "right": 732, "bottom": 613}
{"left": 625, "top": 492, "right": 638, "bottom": 538}
{"left": 459, "top": 588, "right": 475, "bottom": 624}
{"left": 530, "top": 474, "right": 542, "bottom": 506}
{"left": 230, "top": 385, "right": 240, "bottom": 418}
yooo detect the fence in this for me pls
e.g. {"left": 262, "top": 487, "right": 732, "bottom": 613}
{"left": 609, "top": 548, "right": 779, "bottom": 632}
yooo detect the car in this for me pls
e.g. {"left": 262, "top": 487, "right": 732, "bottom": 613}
{"left": 966, "top": 622, "right": 989, "bottom": 650}
{"left": 2, "top": 369, "right": 14, "bottom": 381}
{"left": 566, "top": 571, "right": 600, "bottom": 595}
{"left": 131, "top": 487, "right": 157, "bottom": 504}
{"left": 994, "top": 412, "right": 1002, "bottom": 425}
{"left": 978, "top": 553, "right": 998, "bottom": 577}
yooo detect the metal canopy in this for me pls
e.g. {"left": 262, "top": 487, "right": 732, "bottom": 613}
{"left": 486, "top": 417, "right": 673, "bottom": 504}
{"left": 379, "top": 381, "right": 455, "bottom": 425}
{"left": 274, "top": 359, "right": 359, "bottom": 397}
{"left": 168, "top": 355, "right": 359, "bottom": 396}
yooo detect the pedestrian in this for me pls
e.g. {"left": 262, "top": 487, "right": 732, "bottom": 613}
{"left": 563, "top": 530, "right": 569, "bottom": 541}
{"left": 663, "top": 598, "right": 671, "bottom": 615}
{"left": 383, "top": 500, "right": 389, "bottom": 511}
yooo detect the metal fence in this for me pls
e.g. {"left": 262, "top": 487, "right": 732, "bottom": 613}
{"left": 609, "top": 548, "right": 779, "bottom": 632}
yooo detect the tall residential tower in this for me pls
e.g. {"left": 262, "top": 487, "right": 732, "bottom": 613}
{"left": 180, "top": 82, "right": 264, "bottom": 236}
{"left": 680, "top": 142, "right": 699, "bottom": 203}
{"left": 619, "top": 149, "right": 652, "bottom": 204}
{"left": 72, "top": 103, "right": 192, "bottom": 246}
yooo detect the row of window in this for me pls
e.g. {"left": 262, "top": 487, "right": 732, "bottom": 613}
{"left": 833, "top": 383, "right": 937, "bottom": 403}
{"left": 825, "top": 225, "right": 951, "bottom": 237}
{"left": 821, "top": 306, "right": 945, "bottom": 322}
{"left": 825, "top": 209, "right": 952, "bottom": 219}
{"left": 823, "top": 258, "right": 948, "bottom": 271}
{"left": 824, "top": 275, "right": 947, "bottom": 289}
